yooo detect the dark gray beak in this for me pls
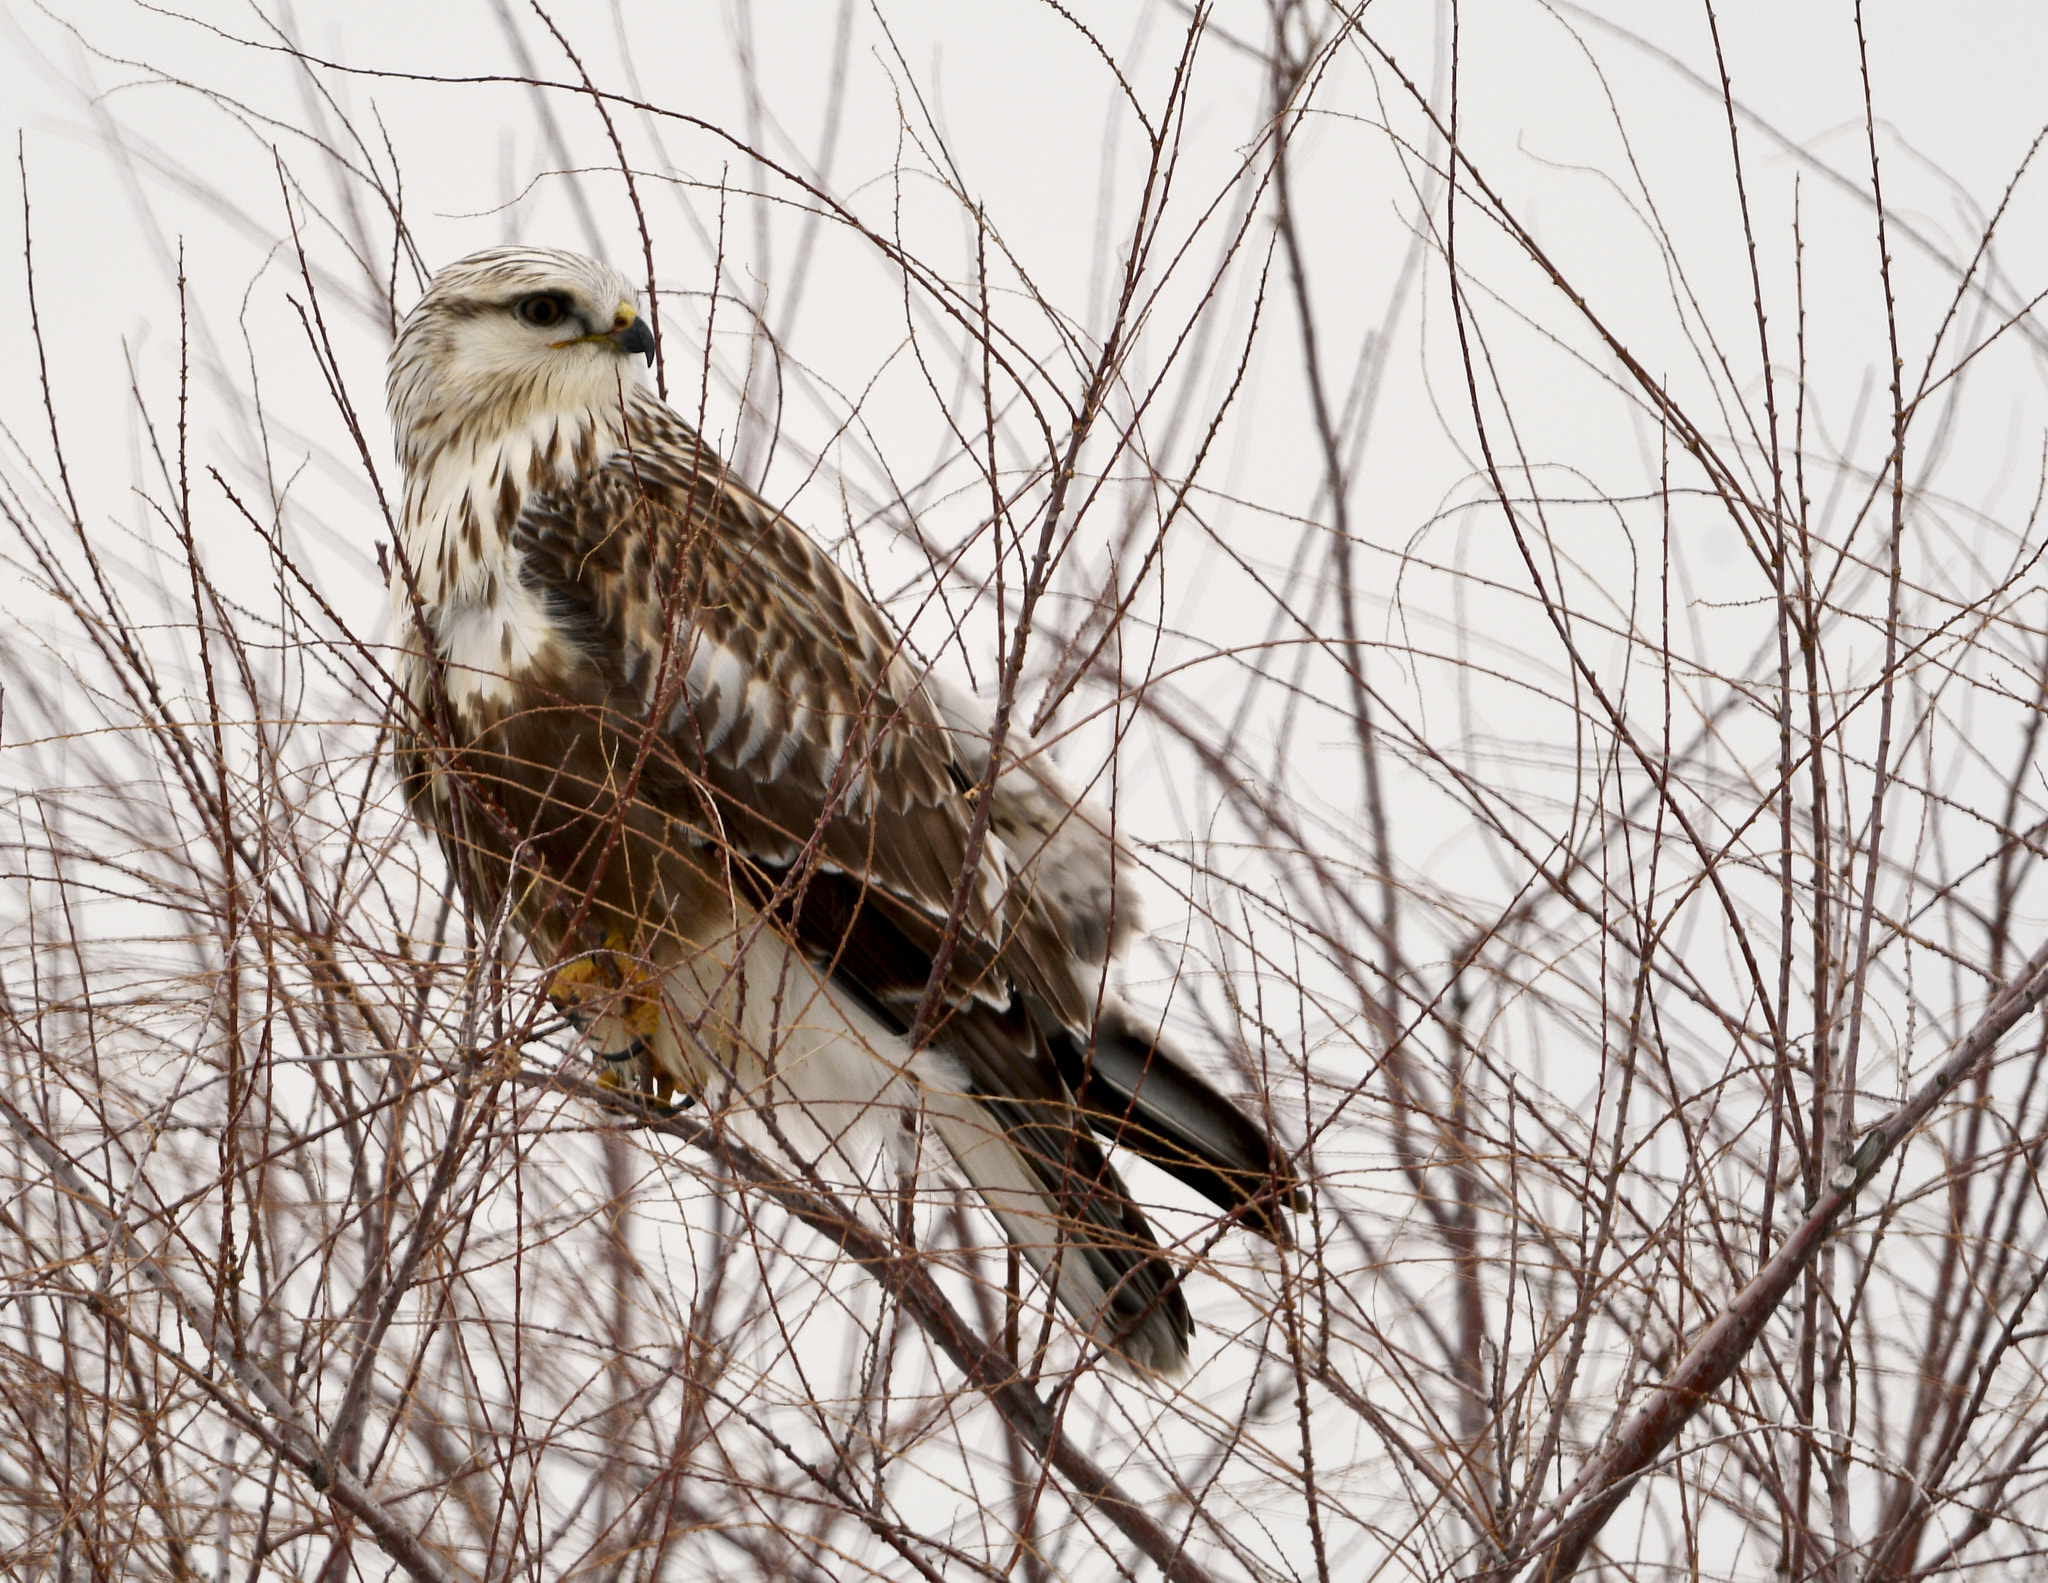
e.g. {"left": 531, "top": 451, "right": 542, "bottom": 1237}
{"left": 608, "top": 317, "right": 656, "bottom": 365}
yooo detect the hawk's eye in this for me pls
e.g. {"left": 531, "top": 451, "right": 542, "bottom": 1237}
{"left": 515, "top": 294, "right": 571, "bottom": 329}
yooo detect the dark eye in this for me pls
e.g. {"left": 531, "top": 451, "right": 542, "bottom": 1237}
{"left": 515, "top": 294, "right": 570, "bottom": 329}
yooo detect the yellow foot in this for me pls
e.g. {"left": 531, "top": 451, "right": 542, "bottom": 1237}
{"left": 548, "top": 932, "right": 664, "bottom": 1039}
{"left": 546, "top": 930, "right": 633, "bottom": 1003}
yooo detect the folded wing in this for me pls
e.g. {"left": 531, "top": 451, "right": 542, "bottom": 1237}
{"left": 510, "top": 398, "right": 1298, "bottom": 1369}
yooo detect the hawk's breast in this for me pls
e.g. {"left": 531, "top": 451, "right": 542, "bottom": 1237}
{"left": 396, "top": 407, "right": 619, "bottom": 718}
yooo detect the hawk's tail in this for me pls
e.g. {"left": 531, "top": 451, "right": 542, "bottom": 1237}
{"left": 1048, "top": 998, "right": 1305, "bottom": 1244}
{"left": 921, "top": 1083, "right": 1193, "bottom": 1376}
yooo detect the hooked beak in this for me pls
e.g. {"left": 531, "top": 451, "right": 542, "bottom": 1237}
{"left": 607, "top": 310, "right": 656, "bottom": 365}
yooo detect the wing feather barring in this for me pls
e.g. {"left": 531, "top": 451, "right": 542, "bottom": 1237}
{"left": 386, "top": 246, "right": 1300, "bottom": 1374}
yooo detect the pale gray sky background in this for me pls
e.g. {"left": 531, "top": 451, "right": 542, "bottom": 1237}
{"left": 6, "top": 5, "right": 2048, "bottom": 1577}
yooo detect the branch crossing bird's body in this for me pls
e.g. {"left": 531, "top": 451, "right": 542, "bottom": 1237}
{"left": 387, "top": 246, "right": 1298, "bottom": 1373}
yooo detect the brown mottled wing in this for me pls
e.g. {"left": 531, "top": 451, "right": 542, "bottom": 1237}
{"left": 510, "top": 402, "right": 1097, "bottom": 1028}
{"left": 512, "top": 401, "right": 1295, "bottom": 1244}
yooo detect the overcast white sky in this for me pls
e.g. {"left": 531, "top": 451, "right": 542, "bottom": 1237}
{"left": 5, "top": 0, "right": 2046, "bottom": 982}
{"left": 6, "top": 0, "right": 2046, "bottom": 1001}
{"left": 8, "top": 3, "right": 2047, "bottom": 551}
{"left": 7, "top": 11, "right": 2048, "bottom": 1575}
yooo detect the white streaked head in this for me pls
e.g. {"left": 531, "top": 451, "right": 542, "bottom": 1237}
{"left": 387, "top": 245, "right": 652, "bottom": 474}
{"left": 387, "top": 247, "right": 656, "bottom": 618}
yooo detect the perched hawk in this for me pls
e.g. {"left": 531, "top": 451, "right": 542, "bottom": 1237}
{"left": 386, "top": 246, "right": 1297, "bottom": 1372}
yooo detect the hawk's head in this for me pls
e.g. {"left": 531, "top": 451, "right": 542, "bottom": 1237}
{"left": 388, "top": 246, "right": 653, "bottom": 474}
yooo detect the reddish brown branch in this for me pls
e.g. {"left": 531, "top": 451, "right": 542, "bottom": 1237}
{"left": 1503, "top": 931, "right": 2048, "bottom": 1580}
